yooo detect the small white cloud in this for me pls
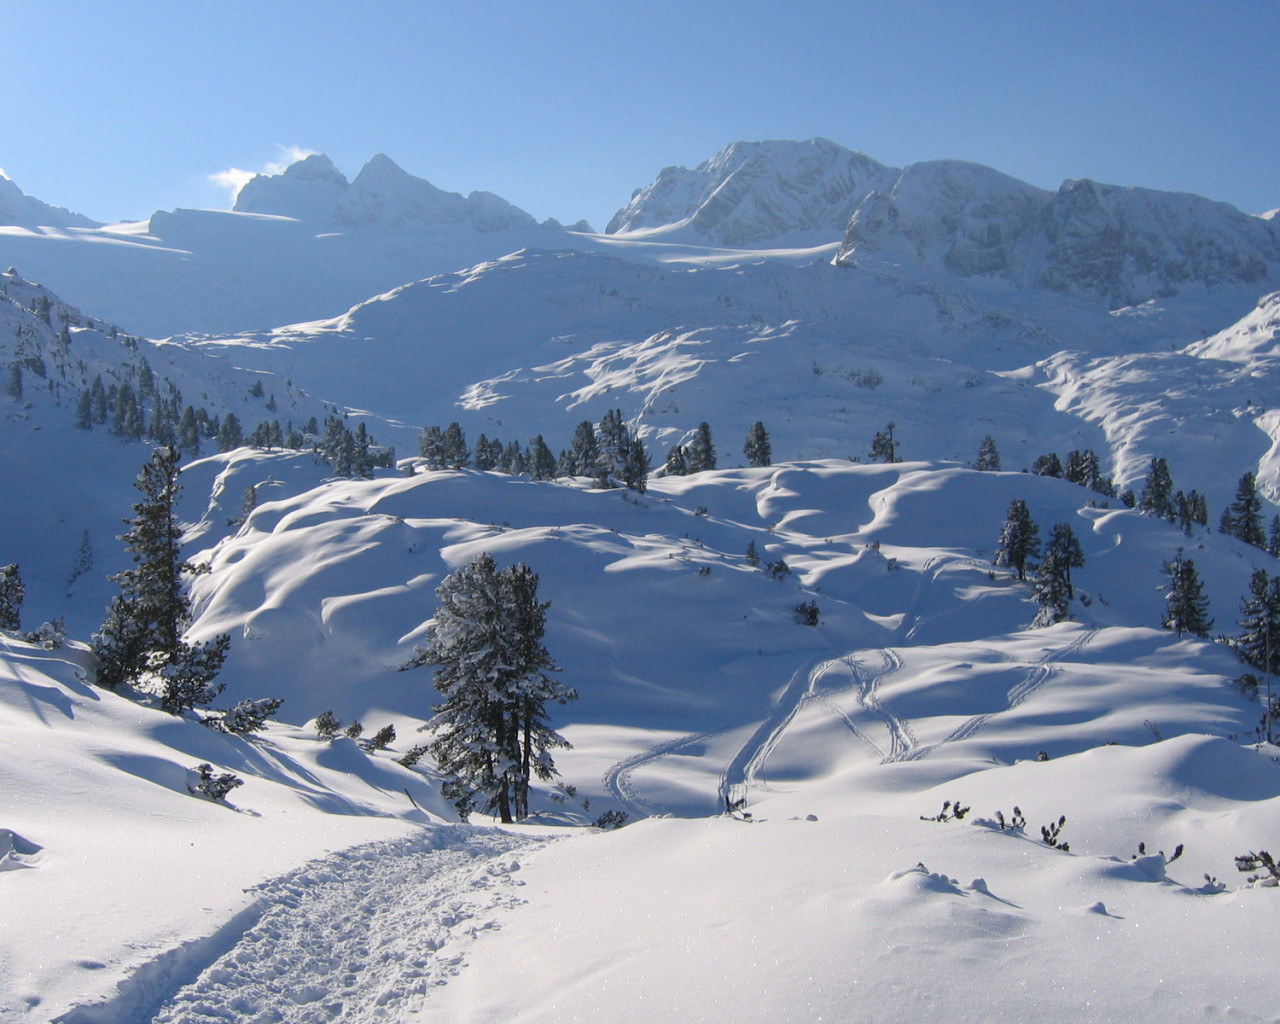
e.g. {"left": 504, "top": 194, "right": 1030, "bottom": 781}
{"left": 209, "top": 166, "right": 256, "bottom": 202}
{"left": 209, "top": 146, "right": 319, "bottom": 204}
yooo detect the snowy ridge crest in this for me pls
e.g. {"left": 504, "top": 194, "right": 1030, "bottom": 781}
{"left": 235, "top": 152, "right": 538, "bottom": 233}
{"left": 606, "top": 137, "right": 894, "bottom": 245}
{"left": 0, "top": 173, "right": 100, "bottom": 230}
{"left": 837, "top": 168, "right": 1280, "bottom": 307}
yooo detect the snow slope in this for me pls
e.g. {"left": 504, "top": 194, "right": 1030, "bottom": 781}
{"left": 7, "top": 455, "right": 1280, "bottom": 1021}
{"left": 3, "top": 140, "right": 1280, "bottom": 1022}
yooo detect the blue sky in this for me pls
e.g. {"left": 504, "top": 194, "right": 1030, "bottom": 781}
{"left": 2, "top": 1, "right": 1276, "bottom": 230}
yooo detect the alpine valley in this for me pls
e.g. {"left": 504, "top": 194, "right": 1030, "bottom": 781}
{"left": 2, "top": 138, "right": 1280, "bottom": 1023}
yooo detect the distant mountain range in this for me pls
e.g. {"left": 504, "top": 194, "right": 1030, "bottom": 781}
{"left": 0, "top": 138, "right": 1275, "bottom": 337}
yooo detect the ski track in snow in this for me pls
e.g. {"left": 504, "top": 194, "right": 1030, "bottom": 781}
{"left": 602, "top": 728, "right": 722, "bottom": 819}
{"left": 78, "top": 827, "right": 551, "bottom": 1024}
{"left": 903, "top": 627, "right": 1098, "bottom": 761}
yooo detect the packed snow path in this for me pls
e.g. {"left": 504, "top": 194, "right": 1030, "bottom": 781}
{"left": 65, "top": 827, "right": 553, "bottom": 1024}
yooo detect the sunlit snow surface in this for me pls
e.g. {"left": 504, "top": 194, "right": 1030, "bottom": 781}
{"left": 4, "top": 458, "right": 1280, "bottom": 1022}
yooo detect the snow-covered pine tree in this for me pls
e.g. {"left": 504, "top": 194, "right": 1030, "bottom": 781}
{"left": 1220, "top": 471, "right": 1266, "bottom": 548}
{"left": 1235, "top": 569, "right": 1280, "bottom": 674}
{"left": 994, "top": 499, "right": 1041, "bottom": 581}
{"left": 1162, "top": 550, "right": 1213, "bottom": 638}
{"left": 665, "top": 444, "right": 689, "bottom": 476}
{"left": 0, "top": 563, "right": 23, "bottom": 630}
{"left": 403, "top": 553, "right": 575, "bottom": 823}
{"left": 1032, "top": 452, "right": 1063, "bottom": 477}
{"left": 1269, "top": 515, "right": 1280, "bottom": 558}
{"left": 528, "top": 435, "right": 556, "bottom": 480}
{"left": 870, "top": 422, "right": 899, "bottom": 463}
{"left": 686, "top": 422, "right": 716, "bottom": 472}
{"left": 441, "top": 422, "right": 470, "bottom": 469}
{"left": 975, "top": 435, "right": 1001, "bottom": 471}
{"left": 743, "top": 421, "right": 771, "bottom": 467}
{"left": 92, "top": 447, "right": 231, "bottom": 710}
{"left": 1030, "top": 524, "right": 1084, "bottom": 627}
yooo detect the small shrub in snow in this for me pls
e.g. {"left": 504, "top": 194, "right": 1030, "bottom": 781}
{"left": 745, "top": 540, "right": 761, "bottom": 567}
{"left": 1235, "top": 850, "right": 1280, "bottom": 886}
{"left": 315, "top": 710, "right": 342, "bottom": 739}
{"left": 995, "top": 807, "right": 1026, "bottom": 831}
{"left": 395, "top": 743, "right": 430, "bottom": 768}
{"left": 189, "top": 763, "right": 243, "bottom": 802}
{"left": 794, "top": 600, "right": 820, "bottom": 626}
{"left": 765, "top": 559, "right": 790, "bottom": 580}
{"left": 344, "top": 720, "right": 364, "bottom": 740}
{"left": 366, "top": 724, "right": 396, "bottom": 751}
{"left": 25, "top": 618, "right": 66, "bottom": 649}
{"left": 920, "top": 799, "right": 970, "bottom": 823}
{"left": 211, "top": 697, "right": 283, "bottom": 735}
{"left": 593, "top": 809, "right": 629, "bottom": 830}
{"left": 1040, "top": 815, "right": 1069, "bottom": 851}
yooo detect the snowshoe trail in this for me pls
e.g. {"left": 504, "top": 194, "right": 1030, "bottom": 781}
{"left": 843, "top": 648, "right": 917, "bottom": 762}
{"left": 135, "top": 827, "right": 550, "bottom": 1024}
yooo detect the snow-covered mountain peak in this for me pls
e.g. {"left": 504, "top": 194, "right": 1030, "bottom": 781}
{"left": 233, "top": 153, "right": 350, "bottom": 221}
{"left": 606, "top": 137, "right": 894, "bottom": 246}
{"left": 0, "top": 171, "right": 101, "bottom": 230}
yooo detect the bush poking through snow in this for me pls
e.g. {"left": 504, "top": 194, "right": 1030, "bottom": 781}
{"left": 395, "top": 743, "right": 431, "bottom": 768}
{"left": 995, "top": 807, "right": 1026, "bottom": 831}
{"left": 1235, "top": 850, "right": 1280, "bottom": 886}
{"left": 766, "top": 559, "right": 790, "bottom": 580}
{"left": 344, "top": 720, "right": 364, "bottom": 740}
{"left": 315, "top": 710, "right": 342, "bottom": 739}
{"left": 366, "top": 724, "right": 396, "bottom": 751}
{"left": 209, "top": 697, "right": 283, "bottom": 735}
{"left": 593, "top": 809, "right": 629, "bottom": 830}
{"left": 189, "top": 763, "right": 243, "bottom": 802}
{"left": 0, "top": 563, "right": 23, "bottom": 631}
{"left": 920, "top": 799, "right": 970, "bottom": 823}
{"left": 794, "top": 600, "right": 820, "bottom": 626}
{"left": 1041, "top": 815, "right": 1070, "bottom": 851}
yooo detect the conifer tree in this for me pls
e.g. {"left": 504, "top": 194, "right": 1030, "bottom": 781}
{"left": 870, "top": 422, "right": 899, "bottom": 463}
{"left": 1139, "top": 457, "right": 1175, "bottom": 520}
{"left": 92, "top": 447, "right": 231, "bottom": 709}
{"left": 620, "top": 434, "right": 651, "bottom": 493}
{"left": 975, "top": 435, "right": 1001, "bottom": 471}
{"left": 441, "top": 422, "right": 470, "bottom": 469}
{"left": 0, "top": 563, "right": 23, "bottom": 631}
{"left": 1030, "top": 523, "right": 1085, "bottom": 627}
{"left": 218, "top": 412, "right": 243, "bottom": 452}
{"left": 665, "top": 444, "right": 689, "bottom": 476}
{"left": 995, "top": 499, "right": 1041, "bottom": 581}
{"left": 402, "top": 553, "right": 575, "bottom": 822}
{"left": 74, "top": 388, "right": 93, "bottom": 429}
{"left": 568, "top": 420, "right": 600, "bottom": 478}
{"left": 743, "top": 421, "right": 772, "bottom": 468}
{"left": 1162, "top": 550, "right": 1213, "bottom": 638}
{"left": 1220, "top": 471, "right": 1266, "bottom": 548}
{"left": 528, "top": 435, "right": 556, "bottom": 480}
{"left": 1235, "top": 569, "right": 1280, "bottom": 674}
{"left": 1269, "top": 516, "right": 1280, "bottom": 559}
{"left": 686, "top": 422, "right": 716, "bottom": 472}
{"left": 1032, "top": 452, "right": 1063, "bottom": 477}
{"left": 418, "top": 425, "right": 445, "bottom": 469}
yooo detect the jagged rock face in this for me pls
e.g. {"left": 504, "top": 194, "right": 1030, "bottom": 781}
{"left": 606, "top": 137, "right": 893, "bottom": 246}
{"left": 837, "top": 167, "right": 1280, "bottom": 308}
{"left": 0, "top": 174, "right": 99, "bottom": 230}
{"left": 234, "top": 153, "right": 537, "bottom": 232}
{"left": 1040, "top": 179, "right": 1277, "bottom": 306}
